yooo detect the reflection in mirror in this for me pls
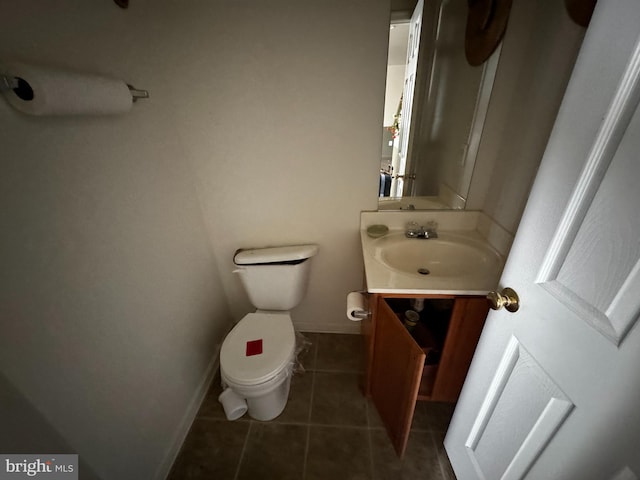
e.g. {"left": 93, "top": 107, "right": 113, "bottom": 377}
{"left": 380, "top": 0, "right": 501, "bottom": 210}
{"left": 379, "top": 0, "right": 587, "bottom": 214}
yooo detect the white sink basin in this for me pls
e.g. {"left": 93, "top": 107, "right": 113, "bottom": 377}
{"left": 361, "top": 229, "right": 505, "bottom": 294}
{"left": 372, "top": 233, "right": 501, "bottom": 278}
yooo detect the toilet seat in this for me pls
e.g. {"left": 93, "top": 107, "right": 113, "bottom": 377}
{"left": 220, "top": 312, "right": 295, "bottom": 387}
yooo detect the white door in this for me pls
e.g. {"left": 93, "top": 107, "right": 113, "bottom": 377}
{"left": 392, "top": 0, "right": 424, "bottom": 197}
{"left": 445, "top": 2, "right": 640, "bottom": 479}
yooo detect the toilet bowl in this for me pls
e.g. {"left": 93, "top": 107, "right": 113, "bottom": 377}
{"left": 220, "top": 311, "right": 296, "bottom": 421}
{"left": 219, "top": 244, "right": 318, "bottom": 421}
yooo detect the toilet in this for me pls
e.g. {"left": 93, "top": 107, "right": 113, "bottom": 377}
{"left": 218, "top": 244, "right": 319, "bottom": 421}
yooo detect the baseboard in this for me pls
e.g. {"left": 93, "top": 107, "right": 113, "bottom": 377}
{"left": 293, "top": 321, "right": 362, "bottom": 334}
{"left": 154, "top": 349, "right": 221, "bottom": 480}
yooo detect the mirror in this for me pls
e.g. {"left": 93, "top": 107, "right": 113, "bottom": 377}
{"left": 380, "top": 0, "right": 499, "bottom": 210}
{"left": 379, "top": 0, "right": 587, "bottom": 211}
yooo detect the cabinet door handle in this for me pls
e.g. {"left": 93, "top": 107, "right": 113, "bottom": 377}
{"left": 487, "top": 287, "right": 520, "bottom": 313}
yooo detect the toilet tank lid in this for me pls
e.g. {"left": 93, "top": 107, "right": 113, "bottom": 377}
{"left": 234, "top": 244, "right": 319, "bottom": 265}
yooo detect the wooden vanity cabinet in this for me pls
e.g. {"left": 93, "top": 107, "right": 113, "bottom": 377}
{"left": 363, "top": 293, "right": 488, "bottom": 457}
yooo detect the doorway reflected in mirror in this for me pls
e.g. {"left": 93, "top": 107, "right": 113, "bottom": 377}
{"left": 380, "top": 0, "right": 500, "bottom": 211}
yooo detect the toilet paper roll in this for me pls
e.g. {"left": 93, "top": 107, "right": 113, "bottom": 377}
{"left": 1, "top": 62, "right": 133, "bottom": 116}
{"left": 346, "top": 292, "right": 368, "bottom": 321}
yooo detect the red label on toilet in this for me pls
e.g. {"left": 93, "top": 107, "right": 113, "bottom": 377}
{"left": 246, "top": 339, "right": 263, "bottom": 356}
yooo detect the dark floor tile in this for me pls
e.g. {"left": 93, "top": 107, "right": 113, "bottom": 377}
{"left": 366, "top": 399, "right": 455, "bottom": 434}
{"left": 315, "top": 333, "right": 364, "bottom": 373}
{"left": 311, "top": 372, "right": 368, "bottom": 426}
{"left": 196, "top": 373, "right": 229, "bottom": 420}
{"left": 236, "top": 423, "right": 307, "bottom": 480}
{"left": 168, "top": 418, "right": 249, "bottom": 480}
{"left": 371, "top": 430, "right": 445, "bottom": 480}
{"left": 273, "top": 371, "right": 313, "bottom": 424}
{"left": 306, "top": 426, "right": 372, "bottom": 480}
{"left": 411, "top": 401, "right": 455, "bottom": 432}
{"left": 432, "top": 431, "right": 457, "bottom": 480}
{"left": 297, "top": 332, "right": 318, "bottom": 372}
{"left": 172, "top": 333, "right": 453, "bottom": 480}
{"left": 366, "top": 399, "right": 385, "bottom": 429}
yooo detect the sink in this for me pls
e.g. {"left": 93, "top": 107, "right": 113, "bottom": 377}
{"left": 359, "top": 213, "right": 507, "bottom": 294}
{"left": 370, "top": 232, "right": 503, "bottom": 279}
{"left": 360, "top": 229, "right": 504, "bottom": 295}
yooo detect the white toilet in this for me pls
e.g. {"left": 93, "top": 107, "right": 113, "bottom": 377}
{"left": 218, "top": 244, "right": 319, "bottom": 421}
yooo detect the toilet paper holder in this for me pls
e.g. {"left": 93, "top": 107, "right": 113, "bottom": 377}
{"left": 127, "top": 84, "right": 149, "bottom": 101}
{"left": 0, "top": 73, "right": 149, "bottom": 101}
{"left": 347, "top": 291, "right": 371, "bottom": 321}
{"left": 350, "top": 310, "right": 370, "bottom": 320}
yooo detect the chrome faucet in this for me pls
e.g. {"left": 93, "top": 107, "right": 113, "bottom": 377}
{"left": 405, "top": 221, "right": 438, "bottom": 239}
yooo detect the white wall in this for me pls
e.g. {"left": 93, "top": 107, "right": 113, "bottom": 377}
{"left": 0, "top": 0, "right": 390, "bottom": 477}
{"left": 466, "top": 0, "right": 585, "bottom": 234}
{"left": 170, "top": 0, "right": 390, "bottom": 333}
{"left": 0, "top": 373, "right": 101, "bottom": 479}
{"left": 1, "top": 1, "right": 229, "bottom": 479}
{"left": 0, "top": 0, "right": 218, "bottom": 479}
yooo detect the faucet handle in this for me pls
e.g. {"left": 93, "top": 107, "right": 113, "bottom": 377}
{"left": 405, "top": 221, "right": 420, "bottom": 238}
{"left": 406, "top": 221, "right": 420, "bottom": 231}
{"left": 423, "top": 220, "right": 438, "bottom": 239}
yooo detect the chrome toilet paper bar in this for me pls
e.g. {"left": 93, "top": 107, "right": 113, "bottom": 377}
{"left": 346, "top": 291, "right": 370, "bottom": 321}
{"left": 127, "top": 84, "right": 149, "bottom": 101}
{"left": 350, "top": 310, "right": 371, "bottom": 320}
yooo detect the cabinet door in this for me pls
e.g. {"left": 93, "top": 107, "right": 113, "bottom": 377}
{"left": 431, "top": 297, "right": 488, "bottom": 402}
{"left": 370, "top": 297, "right": 426, "bottom": 457}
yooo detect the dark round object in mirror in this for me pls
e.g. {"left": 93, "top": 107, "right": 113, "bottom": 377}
{"left": 565, "top": 0, "right": 596, "bottom": 28}
{"left": 465, "top": 0, "right": 513, "bottom": 66}
{"left": 13, "top": 77, "right": 34, "bottom": 101}
{"left": 114, "top": 0, "right": 129, "bottom": 8}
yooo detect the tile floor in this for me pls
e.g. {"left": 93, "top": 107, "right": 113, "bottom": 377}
{"left": 169, "top": 333, "right": 457, "bottom": 479}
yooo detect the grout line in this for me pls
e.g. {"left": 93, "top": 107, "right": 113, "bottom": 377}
{"left": 260, "top": 418, "right": 373, "bottom": 429}
{"left": 302, "top": 368, "right": 316, "bottom": 480}
{"left": 365, "top": 398, "right": 372, "bottom": 429}
{"left": 313, "top": 368, "right": 365, "bottom": 374}
{"left": 305, "top": 423, "right": 371, "bottom": 430}
{"left": 308, "top": 339, "right": 318, "bottom": 424}
{"left": 313, "top": 334, "right": 320, "bottom": 372}
{"left": 302, "top": 338, "right": 319, "bottom": 480}
{"left": 233, "top": 421, "right": 253, "bottom": 480}
{"left": 302, "top": 422, "right": 311, "bottom": 480}
{"left": 192, "top": 417, "right": 377, "bottom": 431}
{"left": 367, "top": 419, "right": 375, "bottom": 480}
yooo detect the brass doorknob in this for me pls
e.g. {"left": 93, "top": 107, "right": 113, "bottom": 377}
{"left": 487, "top": 287, "right": 520, "bottom": 312}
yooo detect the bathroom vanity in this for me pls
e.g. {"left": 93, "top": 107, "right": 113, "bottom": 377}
{"left": 363, "top": 293, "right": 488, "bottom": 457}
{"left": 359, "top": 211, "right": 511, "bottom": 457}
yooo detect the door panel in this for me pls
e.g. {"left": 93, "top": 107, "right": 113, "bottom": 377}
{"left": 445, "top": 1, "right": 640, "bottom": 478}
{"left": 465, "top": 336, "right": 573, "bottom": 480}
{"left": 536, "top": 46, "right": 640, "bottom": 345}
{"left": 369, "top": 297, "right": 425, "bottom": 457}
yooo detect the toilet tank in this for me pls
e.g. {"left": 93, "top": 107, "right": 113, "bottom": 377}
{"left": 233, "top": 244, "right": 319, "bottom": 311}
